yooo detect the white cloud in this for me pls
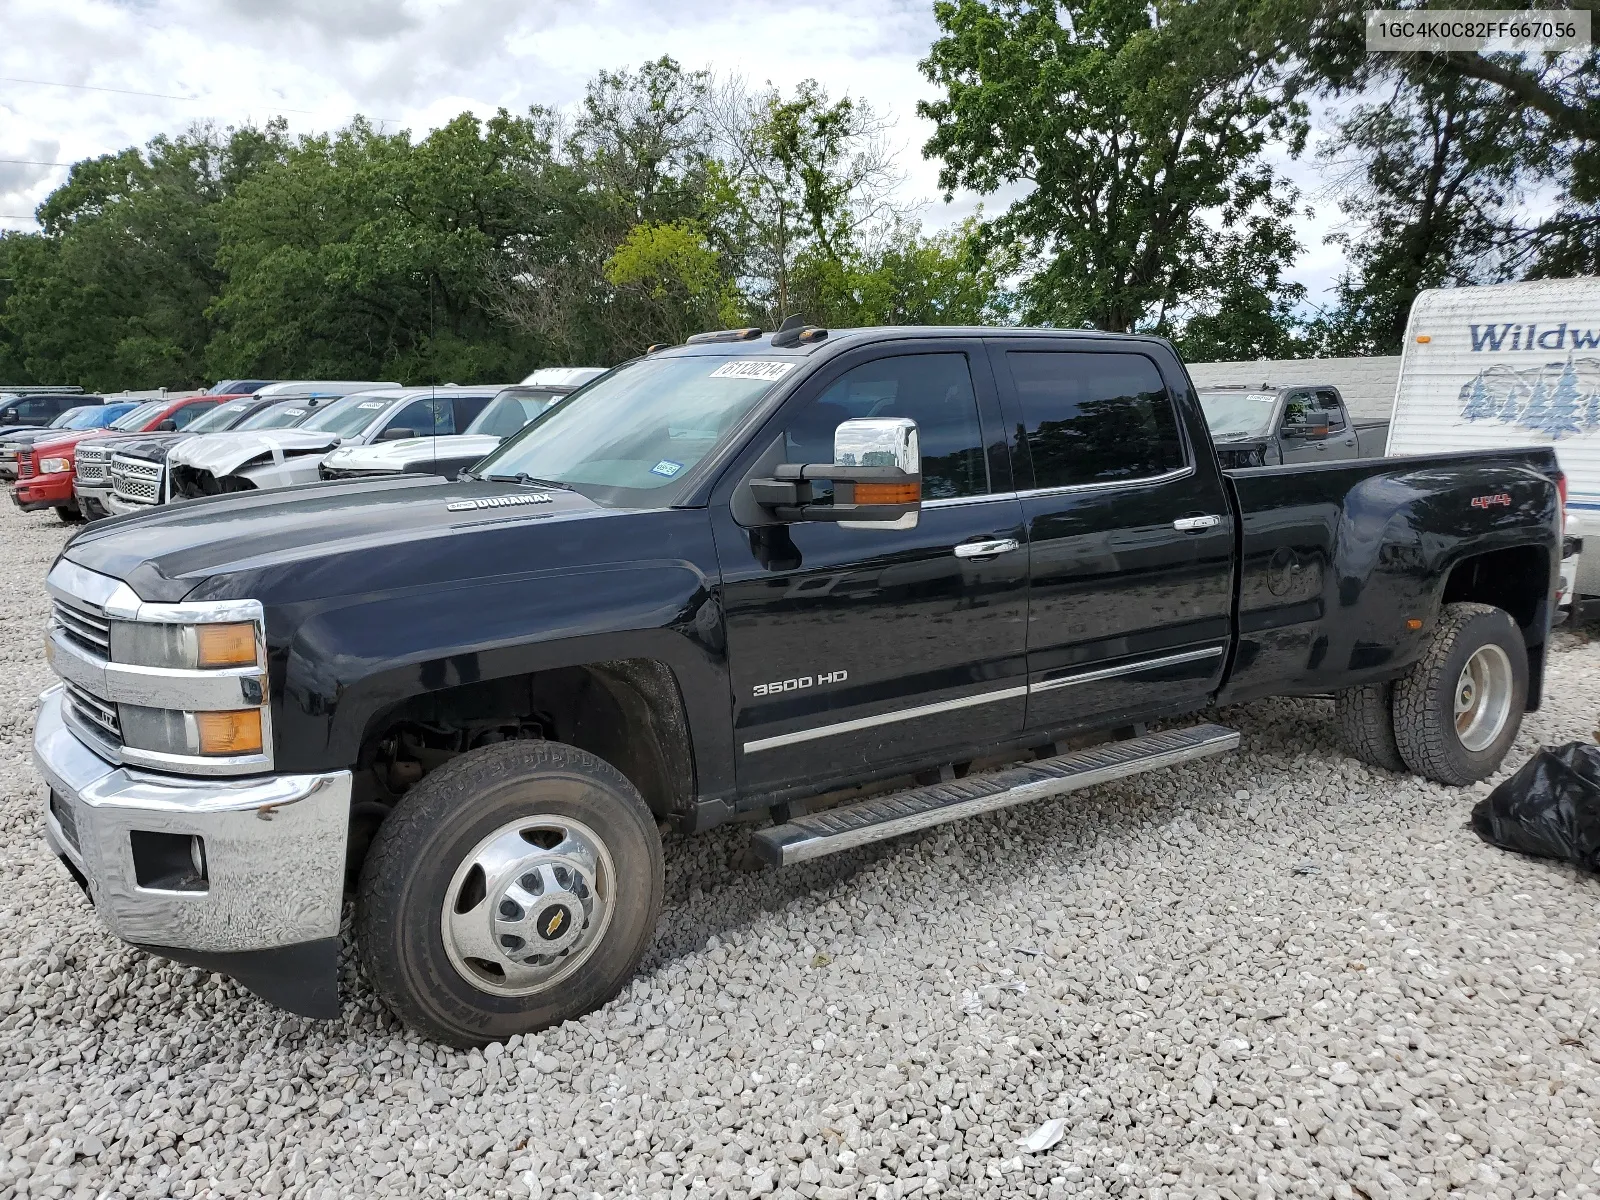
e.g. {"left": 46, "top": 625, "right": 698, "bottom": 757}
{"left": 0, "top": 0, "right": 1348, "bottom": 305}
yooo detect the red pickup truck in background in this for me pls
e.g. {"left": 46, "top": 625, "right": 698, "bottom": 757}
{"left": 14, "top": 394, "right": 223, "bottom": 520}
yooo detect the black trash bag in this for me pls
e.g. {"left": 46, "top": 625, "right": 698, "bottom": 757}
{"left": 1470, "top": 742, "right": 1600, "bottom": 872}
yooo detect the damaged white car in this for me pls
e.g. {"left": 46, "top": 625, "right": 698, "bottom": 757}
{"left": 166, "top": 386, "right": 503, "bottom": 500}
{"left": 318, "top": 369, "right": 607, "bottom": 482}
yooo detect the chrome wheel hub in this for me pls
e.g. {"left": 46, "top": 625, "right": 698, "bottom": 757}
{"left": 441, "top": 815, "right": 614, "bottom": 998}
{"left": 1454, "top": 644, "right": 1513, "bottom": 753}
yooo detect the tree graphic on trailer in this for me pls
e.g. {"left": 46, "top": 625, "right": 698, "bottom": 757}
{"left": 1533, "top": 360, "right": 1585, "bottom": 438}
{"left": 1459, "top": 374, "right": 1495, "bottom": 421}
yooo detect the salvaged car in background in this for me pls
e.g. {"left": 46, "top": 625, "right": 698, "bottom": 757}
{"left": 318, "top": 369, "right": 607, "bottom": 482}
{"left": 166, "top": 385, "right": 497, "bottom": 500}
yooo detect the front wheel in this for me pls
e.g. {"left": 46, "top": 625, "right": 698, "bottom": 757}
{"left": 54, "top": 505, "right": 84, "bottom": 524}
{"left": 356, "top": 740, "right": 663, "bottom": 1046}
{"left": 1393, "top": 602, "right": 1527, "bottom": 786}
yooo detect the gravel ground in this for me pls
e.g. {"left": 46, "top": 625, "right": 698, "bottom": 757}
{"left": 1, "top": 500, "right": 1599, "bottom": 1200}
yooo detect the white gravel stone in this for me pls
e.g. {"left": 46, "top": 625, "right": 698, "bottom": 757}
{"left": 1, "top": 500, "right": 1599, "bottom": 1200}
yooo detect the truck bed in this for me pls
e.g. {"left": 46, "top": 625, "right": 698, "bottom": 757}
{"left": 1218, "top": 445, "right": 1561, "bottom": 706}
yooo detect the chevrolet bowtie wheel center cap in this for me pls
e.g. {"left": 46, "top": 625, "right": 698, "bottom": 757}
{"left": 441, "top": 816, "right": 614, "bottom": 998}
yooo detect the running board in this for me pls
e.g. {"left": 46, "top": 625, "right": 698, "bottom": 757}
{"left": 751, "top": 723, "right": 1239, "bottom": 866}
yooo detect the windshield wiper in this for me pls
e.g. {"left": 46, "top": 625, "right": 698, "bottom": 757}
{"left": 484, "top": 472, "right": 569, "bottom": 490}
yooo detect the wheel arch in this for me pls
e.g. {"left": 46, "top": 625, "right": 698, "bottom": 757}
{"left": 1434, "top": 541, "right": 1553, "bottom": 710}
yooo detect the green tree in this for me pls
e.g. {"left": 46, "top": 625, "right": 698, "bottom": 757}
{"left": 919, "top": 0, "right": 1307, "bottom": 339}
{"left": 208, "top": 112, "right": 549, "bottom": 382}
{"left": 489, "top": 58, "right": 725, "bottom": 363}
{"left": 603, "top": 220, "right": 741, "bottom": 344}
{"left": 1310, "top": 72, "right": 1527, "bottom": 355}
{"left": 0, "top": 122, "right": 285, "bottom": 389}
{"left": 710, "top": 78, "right": 904, "bottom": 324}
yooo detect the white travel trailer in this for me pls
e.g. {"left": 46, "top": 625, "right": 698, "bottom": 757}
{"left": 1386, "top": 278, "right": 1599, "bottom": 607}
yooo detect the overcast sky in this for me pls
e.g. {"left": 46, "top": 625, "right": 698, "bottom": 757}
{"left": 0, "top": 0, "right": 1350, "bottom": 307}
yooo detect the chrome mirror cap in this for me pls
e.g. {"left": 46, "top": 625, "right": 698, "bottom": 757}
{"left": 834, "top": 417, "right": 919, "bottom": 474}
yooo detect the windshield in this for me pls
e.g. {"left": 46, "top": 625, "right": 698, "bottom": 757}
{"left": 110, "top": 401, "right": 167, "bottom": 431}
{"left": 1197, "top": 389, "right": 1278, "bottom": 438}
{"left": 298, "top": 394, "right": 395, "bottom": 437}
{"left": 473, "top": 356, "right": 794, "bottom": 498}
{"left": 185, "top": 397, "right": 258, "bottom": 433}
{"left": 465, "top": 388, "right": 565, "bottom": 438}
{"left": 50, "top": 408, "right": 86, "bottom": 428}
{"left": 238, "top": 400, "right": 325, "bottom": 430}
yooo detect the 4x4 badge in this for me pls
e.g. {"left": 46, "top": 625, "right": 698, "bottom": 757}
{"left": 447, "top": 493, "right": 554, "bottom": 512}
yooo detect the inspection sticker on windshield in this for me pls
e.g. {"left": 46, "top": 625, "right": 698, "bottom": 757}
{"left": 650, "top": 459, "right": 684, "bottom": 477}
{"left": 284, "top": 408, "right": 306, "bottom": 416}
{"left": 709, "top": 360, "right": 795, "bottom": 382}
{"left": 358, "top": 401, "right": 385, "bottom": 409}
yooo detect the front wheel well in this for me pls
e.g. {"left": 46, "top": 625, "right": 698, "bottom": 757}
{"left": 347, "top": 659, "right": 694, "bottom": 875}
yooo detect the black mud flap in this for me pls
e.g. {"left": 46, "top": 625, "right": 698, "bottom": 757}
{"left": 137, "top": 937, "right": 342, "bottom": 1019}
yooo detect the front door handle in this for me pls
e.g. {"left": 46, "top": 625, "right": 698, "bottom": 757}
{"left": 1173, "top": 515, "right": 1221, "bottom": 532}
{"left": 954, "top": 537, "right": 1021, "bottom": 559}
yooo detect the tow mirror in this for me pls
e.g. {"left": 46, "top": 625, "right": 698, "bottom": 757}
{"left": 379, "top": 427, "right": 419, "bottom": 441}
{"left": 748, "top": 417, "right": 921, "bottom": 528}
{"left": 155, "top": 419, "right": 178, "bottom": 432}
{"left": 1282, "top": 420, "right": 1329, "bottom": 439}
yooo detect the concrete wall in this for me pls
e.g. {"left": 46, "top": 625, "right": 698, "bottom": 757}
{"left": 1185, "top": 356, "right": 1402, "bottom": 420}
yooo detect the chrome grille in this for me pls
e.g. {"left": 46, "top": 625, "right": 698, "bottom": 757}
{"left": 52, "top": 598, "right": 111, "bottom": 657}
{"left": 75, "top": 445, "right": 109, "bottom": 484}
{"left": 63, "top": 680, "right": 121, "bottom": 745}
{"left": 18, "top": 456, "right": 34, "bottom": 479}
{"left": 110, "top": 455, "right": 162, "bottom": 504}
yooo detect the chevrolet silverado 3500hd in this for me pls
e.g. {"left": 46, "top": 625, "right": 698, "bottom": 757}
{"left": 36, "top": 325, "right": 1563, "bottom": 1044}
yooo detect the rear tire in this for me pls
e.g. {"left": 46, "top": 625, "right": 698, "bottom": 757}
{"left": 1335, "top": 682, "right": 1405, "bottom": 772}
{"left": 356, "top": 740, "right": 663, "bottom": 1046}
{"left": 1393, "top": 603, "right": 1526, "bottom": 786}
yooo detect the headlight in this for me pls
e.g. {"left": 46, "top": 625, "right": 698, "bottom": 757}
{"left": 120, "top": 705, "right": 264, "bottom": 757}
{"left": 39, "top": 457, "right": 71, "bottom": 474}
{"left": 109, "top": 620, "right": 260, "bottom": 669}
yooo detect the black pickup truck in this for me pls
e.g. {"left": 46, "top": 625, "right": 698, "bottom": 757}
{"left": 36, "top": 326, "right": 1563, "bottom": 1045}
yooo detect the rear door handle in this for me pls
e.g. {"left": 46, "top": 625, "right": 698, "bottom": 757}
{"left": 1173, "top": 515, "right": 1221, "bottom": 532}
{"left": 954, "top": 537, "right": 1021, "bottom": 559}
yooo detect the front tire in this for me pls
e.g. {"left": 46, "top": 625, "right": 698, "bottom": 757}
{"left": 1393, "top": 603, "right": 1526, "bottom": 786}
{"left": 356, "top": 741, "right": 663, "bottom": 1046}
{"left": 54, "top": 505, "right": 84, "bottom": 523}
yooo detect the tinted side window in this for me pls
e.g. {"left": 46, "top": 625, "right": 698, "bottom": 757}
{"left": 169, "top": 401, "right": 217, "bottom": 429}
{"left": 1281, "top": 390, "right": 1317, "bottom": 426}
{"left": 452, "top": 394, "right": 491, "bottom": 431}
{"left": 1315, "top": 388, "right": 1347, "bottom": 430}
{"left": 784, "top": 353, "right": 988, "bottom": 500}
{"left": 16, "top": 398, "right": 54, "bottom": 423}
{"left": 1006, "top": 351, "right": 1184, "bottom": 489}
{"left": 385, "top": 399, "right": 451, "bottom": 436}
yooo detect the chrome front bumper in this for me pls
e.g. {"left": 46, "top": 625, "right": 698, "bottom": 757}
{"left": 35, "top": 685, "right": 350, "bottom": 955}
{"left": 74, "top": 483, "right": 114, "bottom": 513}
{"left": 104, "top": 494, "right": 156, "bottom": 515}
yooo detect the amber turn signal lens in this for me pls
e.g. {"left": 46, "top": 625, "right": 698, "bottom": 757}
{"left": 195, "top": 709, "right": 263, "bottom": 756}
{"left": 853, "top": 482, "right": 920, "bottom": 505}
{"left": 1415, "top": 334, "right": 1431, "bottom": 343}
{"left": 195, "top": 622, "right": 257, "bottom": 668}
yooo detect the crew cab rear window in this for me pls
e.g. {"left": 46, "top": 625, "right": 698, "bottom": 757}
{"left": 784, "top": 353, "right": 988, "bottom": 500}
{"left": 1005, "top": 351, "right": 1184, "bottom": 489}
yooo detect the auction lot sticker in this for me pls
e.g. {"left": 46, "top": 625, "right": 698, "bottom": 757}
{"left": 709, "top": 361, "right": 796, "bottom": 382}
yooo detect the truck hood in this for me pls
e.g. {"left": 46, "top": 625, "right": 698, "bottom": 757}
{"left": 321, "top": 434, "right": 502, "bottom": 473}
{"left": 101, "top": 431, "right": 190, "bottom": 462}
{"left": 168, "top": 430, "right": 343, "bottom": 475}
{"left": 60, "top": 476, "right": 627, "bottom": 600}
